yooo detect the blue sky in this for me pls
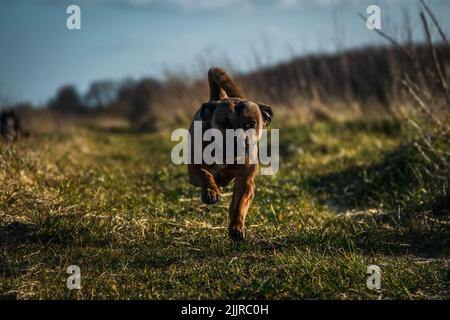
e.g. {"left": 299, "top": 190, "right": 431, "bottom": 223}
{"left": 0, "top": 0, "right": 449, "bottom": 105}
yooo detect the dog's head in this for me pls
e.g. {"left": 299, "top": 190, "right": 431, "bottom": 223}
{"left": 199, "top": 98, "right": 273, "bottom": 160}
{"left": 200, "top": 98, "right": 273, "bottom": 136}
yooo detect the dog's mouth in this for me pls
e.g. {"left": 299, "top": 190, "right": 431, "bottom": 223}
{"left": 206, "top": 139, "right": 257, "bottom": 164}
{"left": 235, "top": 137, "right": 259, "bottom": 163}
{"left": 203, "top": 128, "right": 260, "bottom": 164}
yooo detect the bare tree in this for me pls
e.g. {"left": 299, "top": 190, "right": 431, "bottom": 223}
{"left": 49, "top": 85, "right": 84, "bottom": 113}
{"left": 128, "top": 78, "right": 162, "bottom": 126}
{"left": 85, "top": 80, "right": 118, "bottom": 109}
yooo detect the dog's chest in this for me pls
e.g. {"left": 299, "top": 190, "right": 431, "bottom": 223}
{"left": 209, "top": 164, "right": 227, "bottom": 176}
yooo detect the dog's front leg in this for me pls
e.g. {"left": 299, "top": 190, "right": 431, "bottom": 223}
{"left": 189, "top": 165, "right": 221, "bottom": 204}
{"left": 228, "top": 167, "right": 257, "bottom": 241}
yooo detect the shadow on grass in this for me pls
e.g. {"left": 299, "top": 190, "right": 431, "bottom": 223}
{"left": 339, "top": 118, "right": 402, "bottom": 136}
{"left": 0, "top": 221, "right": 37, "bottom": 246}
{"left": 302, "top": 143, "right": 430, "bottom": 212}
{"left": 265, "top": 217, "right": 450, "bottom": 258}
{"left": 292, "top": 141, "right": 450, "bottom": 258}
{"left": 0, "top": 221, "right": 37, "bottom": 286}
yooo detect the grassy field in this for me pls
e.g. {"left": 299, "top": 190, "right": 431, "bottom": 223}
{"left": 1, "top": 118, "right": 449, "bottom": 299}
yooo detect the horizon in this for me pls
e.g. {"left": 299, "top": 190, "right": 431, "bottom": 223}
{"left": 1, "top": 0, "right": 449, "bottom": 106}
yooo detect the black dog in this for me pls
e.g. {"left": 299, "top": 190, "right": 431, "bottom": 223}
{"left": 0, "top": 110, "right": 21, "bottom": 143}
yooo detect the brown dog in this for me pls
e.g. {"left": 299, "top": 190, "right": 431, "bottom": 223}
{"left": 188, "top": 67, "right": 273, "bottom": 241}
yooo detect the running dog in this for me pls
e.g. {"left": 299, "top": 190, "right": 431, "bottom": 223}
{"left": 188, "top": 67, "right": 273, "bottom": 241}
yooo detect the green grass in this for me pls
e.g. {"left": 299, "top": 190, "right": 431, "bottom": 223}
{"left": 1, "top": 119, "right": 449, "bottom": 299}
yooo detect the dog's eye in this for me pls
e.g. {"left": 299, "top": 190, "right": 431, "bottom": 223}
{"left": 245, "top": 120, "right": 257, "bottom": 129}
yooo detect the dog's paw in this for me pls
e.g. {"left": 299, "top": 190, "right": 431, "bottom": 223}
{"left": 201, "top": 187, "right": 220, "bottom": 204}
{"left": 228, "top": 225, "right": 246, "bottom": 241}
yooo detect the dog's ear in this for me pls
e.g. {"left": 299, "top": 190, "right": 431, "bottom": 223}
{"left": 258, "top": 103, "right": 273, "bottom": 127}
{"left": 200, "top": 102, "right": 217, "bottom": 122}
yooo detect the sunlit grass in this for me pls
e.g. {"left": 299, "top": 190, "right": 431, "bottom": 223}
{"left": 1, "top": 119, "right": 449, "bottom": 299}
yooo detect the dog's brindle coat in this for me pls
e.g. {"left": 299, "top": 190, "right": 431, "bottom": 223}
{"left": 188, "top": 67, "right": 273, "bottom": 241}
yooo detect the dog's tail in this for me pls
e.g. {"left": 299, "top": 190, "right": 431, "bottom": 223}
{"left": 208, "top": 67, "right": 244, "bottom": 101}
